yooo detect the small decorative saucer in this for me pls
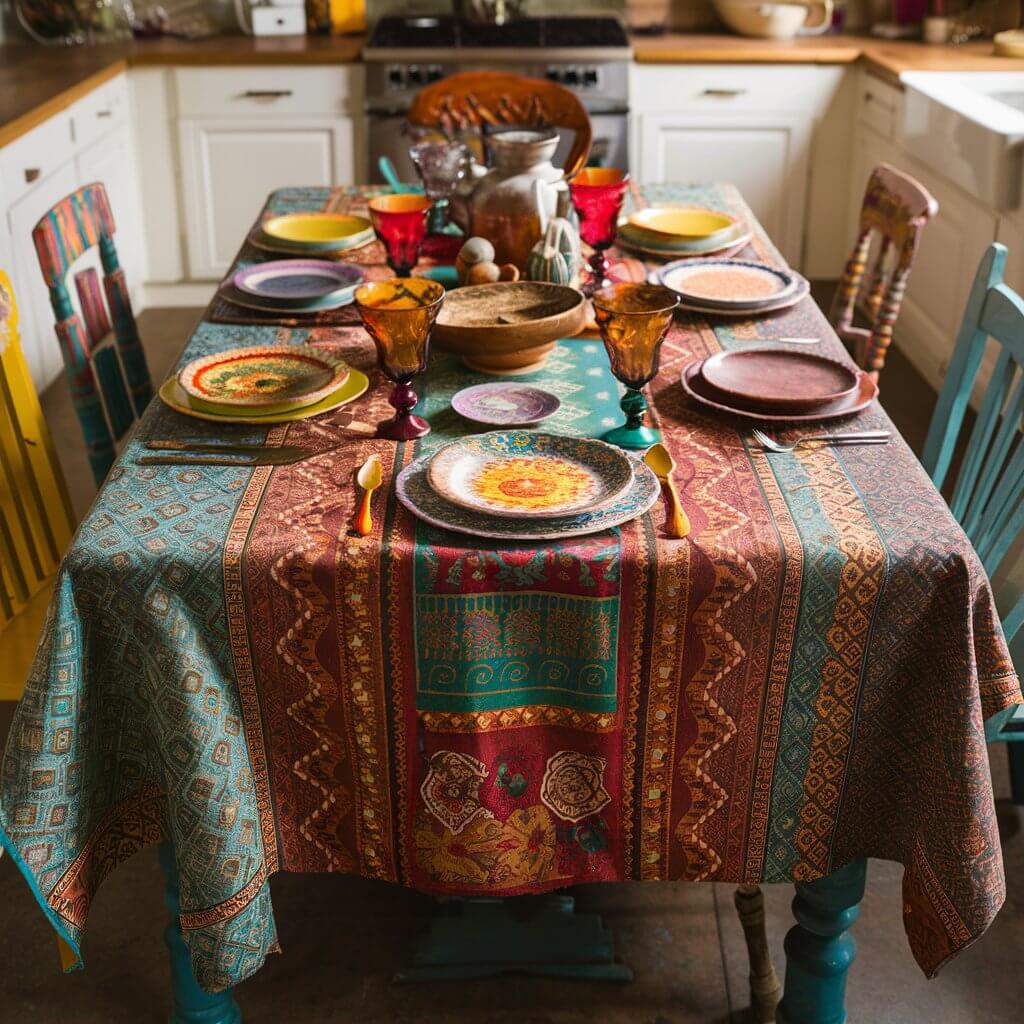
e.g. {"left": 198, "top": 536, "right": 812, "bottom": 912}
{"left": 450, "top": 383, "right": 561, "bottom": 427}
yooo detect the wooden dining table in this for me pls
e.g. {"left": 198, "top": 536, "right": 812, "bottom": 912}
{"left": 0, "top": 182, "right": 1019, "bottom": 1024}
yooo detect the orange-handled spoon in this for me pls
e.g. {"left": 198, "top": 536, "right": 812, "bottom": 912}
{"left": 353, "top": 454, "right": 383, "bottom": 536}
{"left": 644, "top": 443, "right": 690, "bottom": 539}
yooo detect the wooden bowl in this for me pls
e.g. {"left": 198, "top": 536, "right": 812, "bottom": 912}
{"left": 431, "top": 282, "right": 587, "bottom": 375}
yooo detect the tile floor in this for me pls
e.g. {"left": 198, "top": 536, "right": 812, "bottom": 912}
{"left": 1, "top": 306, "right": 1021, "bottom": 1023}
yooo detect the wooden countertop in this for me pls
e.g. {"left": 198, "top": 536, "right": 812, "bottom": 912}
{"left": 0, "top": 35, "right": 366, "bottom": 148}
{"left": 631, "top": 33, "right": 1024, "bottom": 84}
{"left": 2, "top": 31, "right": 1023, "bottom": 150}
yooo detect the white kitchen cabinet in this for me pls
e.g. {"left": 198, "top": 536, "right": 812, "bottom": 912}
{"left": 629, "top": 64, "right": 848, "bottom": 271}
{"left": 7, "top": 161, "right": 81, "bottom": 392}
{"left": 848, "top": 85, "right": 998, "bottom": 394}
{"left": 178, "top": 118, "right": 353, "bottom": 280}
{"left": 173, "top": 65, "right": 362, "bottom": 281}
{"left": 634, "top": 111, "right": 812, "bottom": 265}
{"left": 76, "top": 123, "right": 146, "bottom": 303}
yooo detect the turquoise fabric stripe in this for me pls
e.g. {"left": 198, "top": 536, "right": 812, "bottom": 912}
{"left": 758, "top": 450, "right": 851, "bottom": 882}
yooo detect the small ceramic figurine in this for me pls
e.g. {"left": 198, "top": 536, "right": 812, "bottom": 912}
{"left": 525, "top": 191, "right": 582, "bottom": 287}
{"left": 456, "top": 236, "right": 520, "bottom": 286}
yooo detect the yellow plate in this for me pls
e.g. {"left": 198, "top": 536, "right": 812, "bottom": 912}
{"left": 627, "top": 207, "right": 737, "bottom": 243}
{"left": 158, "top": 368, "right": 369, "bottom": 424}
{"left": 261, "top": 213, "right": 374, "bottom": 247}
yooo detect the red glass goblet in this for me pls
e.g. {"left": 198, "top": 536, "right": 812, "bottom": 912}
{"left": 368, "top": 193, "right": 432, "bottom": 277}
{"left": 355, "top": 277, "right": 445, "bottom": 441}
{"left": 569, "top": 168, "right": 630, "bottom": 296}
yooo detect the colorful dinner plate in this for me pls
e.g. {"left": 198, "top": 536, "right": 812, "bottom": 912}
{"left": 261, "top": 213, "right": 374, "bottom": 249}
{"left": 700, "top": 349, "right": 861, "bottom": 411}
{"left": 680, "top": 359, "right": 877, "bottom": 423}
{"left": 658, "top": 259, "right": 800, "bottom": 309}
{"left": 249, "top": 225, "right": 376, "bottom": 258}
{"left": 426, "top": 431, "right": 635, "bottom": 519}
{"left": 398, "top": 452, "right": 659, "bottom": 541}
{"left": 179, "top": 345, "right": 350, "bottom": 415}
{"left": 232, "top": 260, "right": 364, "bottom": 305}
{"left": 218, "top": 282, "right": 357, "bottom": 316}
{"left": 617, "top": 221, "right": 753, "bottom": 260}
{"left": 158, "top": 368, "right": 369, "bottom": 425}
{"left": 450, "top": 383, "right": 561, "bottom": 427}
{"left": 627, "top": 207, "right": 738, "bottom": 244}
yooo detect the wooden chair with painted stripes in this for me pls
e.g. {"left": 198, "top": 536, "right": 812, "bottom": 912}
{"left": 830, "top": 163, "right": 938, "bottom": 382}
{"left": 32, "top": 181, "right": 153, "bottom": 488}
{"left": 0, "top": 271, "right": 75, "bottom": 702}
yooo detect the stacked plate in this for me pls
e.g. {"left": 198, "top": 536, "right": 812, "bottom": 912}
{"left": 617, "top": 207, "right": 752, "bottom": 260}
{"left": 396, "top": 431, "right": 660, "bottom": 541}
{"left": 250, "top": 212, "right": 375, "bottom": 257}
{"left": 219, "top": 259, "right": 364, "bottom": 316}
{"left": 656, "top": 258, "right": 810, "bottom": 316}
{"left": 160, "top": 344, "right": 369, "bottom": 424}
{"left": 682, "top": 348, "right": 878, "bottom": 422}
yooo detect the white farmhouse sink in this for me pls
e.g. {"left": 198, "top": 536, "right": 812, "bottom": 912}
{"left": 901, "top": 72, "right": 1024, "bottom": 210}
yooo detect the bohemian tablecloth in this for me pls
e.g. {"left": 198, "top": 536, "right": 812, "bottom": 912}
{"left": 1, "top": 185, "right": 1019, "bottom": 992}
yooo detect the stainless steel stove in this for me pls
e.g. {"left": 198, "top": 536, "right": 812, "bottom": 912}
{"left": 363, "top": 15, "right": 632, "bottom": 183}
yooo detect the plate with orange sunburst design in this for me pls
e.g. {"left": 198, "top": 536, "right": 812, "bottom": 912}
{"left": 426, "top": 431, "right": 635, "bottom": 519}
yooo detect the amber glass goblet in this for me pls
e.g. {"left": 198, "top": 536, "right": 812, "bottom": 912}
{"left": 368, "top": 193, "right": 432, "bottom": 277}
{"left": 569, "top": 168, "right": 630, "bottom": 296}
{"left": 592, "top": 283, "right": 680, "bottom": 450}
{"left": 355, "top": 277, "right": 445, "bottom": 440}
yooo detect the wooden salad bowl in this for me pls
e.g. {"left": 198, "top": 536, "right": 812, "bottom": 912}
{"left": 431, "top": 281, "right": 587, "bottom": 374}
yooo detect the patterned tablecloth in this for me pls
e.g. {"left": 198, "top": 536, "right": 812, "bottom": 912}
{"left": 1, "top": 185, "right": 1020, "bottom": 992}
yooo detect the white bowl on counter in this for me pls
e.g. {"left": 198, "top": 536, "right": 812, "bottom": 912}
{"left": 713, "top": 0, "right": 833, "bottom": 40}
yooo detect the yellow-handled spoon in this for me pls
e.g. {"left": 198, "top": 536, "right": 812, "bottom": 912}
{"left": 353, "top": 454, "right": 383, "bottom": 536}
{"left": 643, "top": 443, "right": 690, "bottom": 539}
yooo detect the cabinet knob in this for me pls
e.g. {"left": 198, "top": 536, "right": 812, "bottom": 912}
{"left": 701, "top": 88, "right": 747, "bottom": 98}
{"left": 240, "top": 90, "right": 294, "bottom": 100}
{"left": 96, "top": 109, "right": 113, "bottom": 118}
{"left": 24, "top": 168, "right": 41, "bottom": 184}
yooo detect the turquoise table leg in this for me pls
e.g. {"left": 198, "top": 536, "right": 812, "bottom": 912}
{"left": 159, "top": 843, "right": 242, "bottom": 1024}
{"left": 776, "top": 859, "right": 867, "bottom": 1024}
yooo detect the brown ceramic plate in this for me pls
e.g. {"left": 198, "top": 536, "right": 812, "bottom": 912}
{"left": 699, "top": 349, "right": 861, "bottom": 412}
{"left": 681, "top": 359, "right": 877, "bottom": 423}
{"left": 431, "top": 282, "right": 587, "bottom": 375}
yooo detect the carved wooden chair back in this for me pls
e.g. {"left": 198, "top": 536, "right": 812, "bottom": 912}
{"left": 32, "top": 182, "right": 153, "bottom": 487}
{"left": 921, "top": 243, "right": 1024, "bottom": 792}
{"left": 0, "top": 270, "right": 75, "bottom": 700}
{"left": 407, "top": 71, "right": 593, "bottom": 180}
{"left": 830, "top": 163, "right": 938, "bottom": 378}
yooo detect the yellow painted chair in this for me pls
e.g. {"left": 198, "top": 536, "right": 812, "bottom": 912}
{"left": 0, "top": 270, "right": 75, "bottom": 701}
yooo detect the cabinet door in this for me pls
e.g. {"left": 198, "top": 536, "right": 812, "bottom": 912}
{"left": 7, "top": 161, "right": 81, "bottom": 393}
{"left": 635, "top": 111, "right": 812, "bottom": 266}
{"left": 179, "top": 117, "right": 354, "bottom": 280}
{"left": 76, "top": 125, "right": 146, "bottom": 305}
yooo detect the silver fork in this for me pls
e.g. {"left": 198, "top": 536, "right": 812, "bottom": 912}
{"left": 752, "top": 428, "right": 891, "bottom": 453}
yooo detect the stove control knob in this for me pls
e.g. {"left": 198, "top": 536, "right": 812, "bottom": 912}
{"left": 564, "top": 68, "right": 580, "bottom": 86}
{"left": 427, "top": 65, "right": 444, "bottom": 83}
{"left": 387, "top": 66, "right": 404, "bottom": 89}
{"left": 583, "top": 68, "right": 599, "bottom": 87}
{"left": 545, "top": 67, "right": 561, "bottom": 82}
{"left": 408, "top": 65, "right": 423, "bottom": 85}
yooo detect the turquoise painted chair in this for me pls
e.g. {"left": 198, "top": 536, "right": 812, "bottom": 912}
{"left": 921, "top": 243, "right": 1024, "bottom": 803}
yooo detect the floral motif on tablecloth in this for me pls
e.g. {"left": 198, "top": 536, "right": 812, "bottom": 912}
{"left": 419, "top": 751, "right": 490, "bottom": 835}
{"left": 539, "top": 751, "right": 611, "bottom": 824}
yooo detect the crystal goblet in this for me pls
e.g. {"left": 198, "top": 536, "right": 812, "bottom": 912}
{"left": 592, "top": 282, "right": 680, "bottom": 450}
{"left": 410, "top": 141, "right": 469, "bottom": 235}
{"left": 569, "top": 168, "right": 630, "bottom": 296}
{"left": 367, "top": 193, "right": 432, "bottom": 277}
{"left": 355, "top": 277, "right": 445, "bottom": 441}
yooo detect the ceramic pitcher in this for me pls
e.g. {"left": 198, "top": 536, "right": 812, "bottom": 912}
{"left": 451, "top": 128, "right": 566, "bottom": 272}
